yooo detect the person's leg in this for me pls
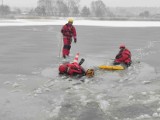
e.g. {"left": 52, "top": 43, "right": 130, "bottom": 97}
{"left": 79, "top": 58, "right": 85, "bottom": 65}
{"left": 66, "top": 38, "right": 71, "bottom": 56}
{"left": 124, "top": 59, "right": 132, "bottom": 67}
{"left": 62, "top": 38, "right": 71, "bottom": 58}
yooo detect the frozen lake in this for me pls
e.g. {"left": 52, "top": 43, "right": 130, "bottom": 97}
{"left": 0, "top": 20, "right": 160, "bottom": 120}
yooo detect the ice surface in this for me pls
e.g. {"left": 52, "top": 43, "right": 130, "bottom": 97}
{"left": 0, "top": 19, "right": 160, "bottom": 120}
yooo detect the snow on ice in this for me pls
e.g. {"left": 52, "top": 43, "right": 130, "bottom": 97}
{"left": 0, "top": 19, "right": 160, "bottom": 120}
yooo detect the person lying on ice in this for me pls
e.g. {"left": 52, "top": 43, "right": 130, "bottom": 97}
{"left": 58, "top": 53, "right": 94, "bottom": 78}
{"left": 113, "top": 44, "right": 132, "bottom": 67}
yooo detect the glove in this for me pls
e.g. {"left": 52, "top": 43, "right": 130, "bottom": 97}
{"left": 74, "top": 38, "right": 77, "bottom": 43}
{"left": 116, "top": 54, "right": 121, "bottom": 59}
{"left": 113, "top": 60, "right": 120, "bottom": 65}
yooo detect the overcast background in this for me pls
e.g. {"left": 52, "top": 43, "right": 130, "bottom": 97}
{"left": 3, "top": 0, "right": 160, "bottom": 8}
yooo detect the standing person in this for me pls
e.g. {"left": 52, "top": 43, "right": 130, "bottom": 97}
{"left": 113, "top": 44, "right": 132, "bottom": 67}
{"left": 61, "top": 18, "right": 77, "bottom": 58}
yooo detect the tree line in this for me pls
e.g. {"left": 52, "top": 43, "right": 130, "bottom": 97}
{"left": 0, "top": 0, "right": 113, "bottom": 17}
{"left": 33, "top": 0, "right": 113, "bottom": 17}
{"left": 1, "top": 0, "right": 160, "bottom": 20}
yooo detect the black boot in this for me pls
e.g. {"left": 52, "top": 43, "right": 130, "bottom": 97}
{"left": 63, "top": 55, "right": 66, "bottom": 59}
{"left": 79, "top": 58, "right": 85, "bottom": 65}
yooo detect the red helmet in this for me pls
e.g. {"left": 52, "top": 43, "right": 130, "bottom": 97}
{"left": 59, "top": 64, "right": 67, "bottom": 73}
{"left": 119, "top": 44, "right": 125, "bottom": 49}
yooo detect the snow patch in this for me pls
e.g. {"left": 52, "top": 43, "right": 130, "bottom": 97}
{"left": 1, "top": 19, "right": 160, "bottom": 27}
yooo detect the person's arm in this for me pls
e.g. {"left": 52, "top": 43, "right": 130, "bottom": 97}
{"left": 115, "top": 53, "right": 121, "bottom": 59}
{"left": 115, "top": 53, "right": 128, "bottom": 62}
{"left": 61, "top": 25, "right": 66, "bottom": 35}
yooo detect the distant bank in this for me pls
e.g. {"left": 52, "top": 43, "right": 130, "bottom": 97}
{"left": 1, "top": 18, "right": 160, "bottom": 27}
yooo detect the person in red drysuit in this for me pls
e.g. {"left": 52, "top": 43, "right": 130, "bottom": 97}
{"left": 113, "top": 44, "right": 132, "bottom": 67}
{"left": 59, "top": 61, "right": 85, "bottom": 77}
{"left": 59, "top": 53, "right": 94, "bottom": 78}
{"left": 61, "top": 18, "right": 77, "bottom": 58}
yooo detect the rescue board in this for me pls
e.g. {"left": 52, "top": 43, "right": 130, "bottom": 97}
{"left": 98, "top": 65, "right": 124, "bottom": 70}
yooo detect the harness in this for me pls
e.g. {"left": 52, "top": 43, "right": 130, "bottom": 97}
{"left": 62, "top": 24, "right": 74, "bottom": 37}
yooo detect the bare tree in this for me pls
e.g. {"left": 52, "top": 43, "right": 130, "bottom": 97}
{"left": 139, "top": 10, "right": 150, "bottom": 18}
{"left": 91, "top": 0, "right": 107, "bottom": 17}
{"left": 37, "top": 0, "right": 56, "bottom": 16}
{"left": 0, "top": 5, "right": 10, "bottom": 16}
{"left": 81, "top": 6, "right": 90, "bottom": 17}
{"left": 56, "top": 0, "right": 69, "bottom": 16}
{"left": 36, "top": 0, "right": 81, "bottom": 16}
{"left": 35, "top": 6, "right": 46, "bottom": 16}
{"left": 66, "top": 0, "right": 80, "bottom": 16}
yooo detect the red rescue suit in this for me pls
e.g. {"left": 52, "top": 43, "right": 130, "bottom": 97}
{"left": 59, "top": 62, "right": 85, "bottom": 77}
{"left": 61, "top": 23, "right": 77, "bottom": 58}
{"left": 114, "top": 48, "right": 132, "bottom": 66}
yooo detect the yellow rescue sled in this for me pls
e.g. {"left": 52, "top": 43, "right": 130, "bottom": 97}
{"left": 98, "top": 65, "right": 124, "bottom": 70}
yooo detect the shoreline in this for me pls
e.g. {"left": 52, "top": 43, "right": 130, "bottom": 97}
{"left": 1, "top": 19, "right": 160, "bottom": 27}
